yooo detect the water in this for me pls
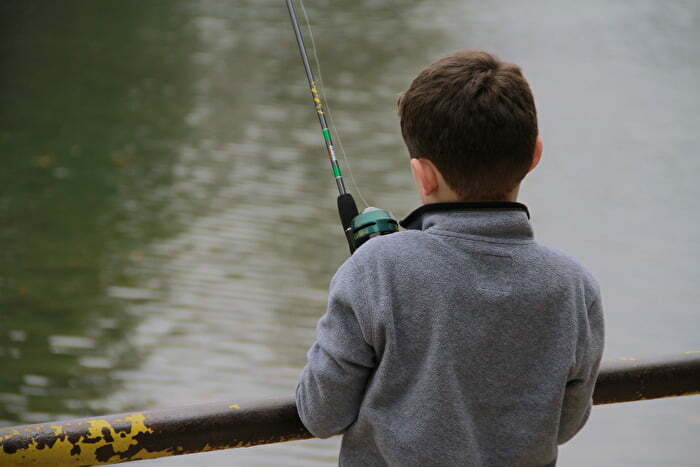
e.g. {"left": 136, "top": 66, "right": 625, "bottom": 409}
{"left": 1, "top": 0, "right": 698, "bottom": 465}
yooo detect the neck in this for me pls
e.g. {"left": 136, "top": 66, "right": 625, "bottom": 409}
{"left": 424, "top": 185, "right": 520, "bottom": 204}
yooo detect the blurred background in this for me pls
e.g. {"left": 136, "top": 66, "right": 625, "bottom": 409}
{"left": 0, "top": 0, "right": 698, "bottom": 465}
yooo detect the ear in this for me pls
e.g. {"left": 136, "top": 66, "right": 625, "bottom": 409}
{"left": 410, "top": 158, "right": 439, "bottom": 197}
{"left": 529, "top": 136, "right": 543, "bottom": 172}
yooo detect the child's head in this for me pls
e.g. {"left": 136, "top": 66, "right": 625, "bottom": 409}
{"left": 398, "top": 50, "right": 542, "bottom": 203}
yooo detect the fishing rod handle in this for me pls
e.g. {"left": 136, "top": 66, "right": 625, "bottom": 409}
{"left": 337, "top": 193, "right": 359, "bottom": 254}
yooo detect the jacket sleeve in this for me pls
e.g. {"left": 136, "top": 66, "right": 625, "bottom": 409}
{"left": 558, "top": 293, "right": 605, "bottom": 445}
{"left": 296, "top": 258, "right": 376, "bottom": 438}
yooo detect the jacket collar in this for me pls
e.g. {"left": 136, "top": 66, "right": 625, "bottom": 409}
{"left": 400, "top": 202, "right": 533, "bottom": 241}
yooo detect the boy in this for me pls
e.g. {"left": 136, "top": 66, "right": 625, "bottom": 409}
{"left": 296, "top": 50, "right": 604, "bottom": 467}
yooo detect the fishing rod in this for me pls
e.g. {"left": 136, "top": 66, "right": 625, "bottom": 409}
{"left": 285, "top": 0, "right": 398, "bottom": 254}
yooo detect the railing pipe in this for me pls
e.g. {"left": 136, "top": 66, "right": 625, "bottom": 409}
{"left": 593, "top": 352, "right": 700, "bottom": 404}
{"left": 1, "top": 353, "right": 698, "bottom": 466}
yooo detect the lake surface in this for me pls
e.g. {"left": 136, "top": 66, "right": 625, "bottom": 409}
{"left": 1, "top": 0, "right": 698, "bottom": 465}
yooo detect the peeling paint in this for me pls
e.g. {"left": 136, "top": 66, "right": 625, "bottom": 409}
{"left": 1, "top": 400, "right": 312, "bottom": 466}
{"left": 0, "top": 413, "right": 160, "bottom": 466}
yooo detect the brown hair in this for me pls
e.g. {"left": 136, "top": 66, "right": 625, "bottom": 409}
{"left": 397, "top": 50, "right": 538, "bottom": 201}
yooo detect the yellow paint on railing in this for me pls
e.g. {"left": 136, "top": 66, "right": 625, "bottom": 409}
{"left": 2, "top": 413, "right": 166, "bottom": 466}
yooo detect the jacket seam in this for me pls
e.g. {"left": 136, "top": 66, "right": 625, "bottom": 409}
{"left": 427, "top": 229, "right": 535, "bottom": 245}
{"left": 347, "top": 257, "right": 376, "bottom": 349}
{"left": 570, "top": 296, "right": 600, "bottom": 381}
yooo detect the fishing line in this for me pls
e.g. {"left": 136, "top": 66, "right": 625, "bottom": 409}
{"left": 298, "top": 0, "right": 369, "bottom": 209}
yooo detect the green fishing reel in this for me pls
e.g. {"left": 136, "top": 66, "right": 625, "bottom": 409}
{"left": 350, "top": 207, "right": 399, "bottom": 250}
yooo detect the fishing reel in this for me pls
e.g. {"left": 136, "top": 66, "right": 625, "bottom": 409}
{"left": 338, "top": 194, "right": 399, "bottom": 254}
{"left": 351, "top": 207, "right": 399, "bottom": 250}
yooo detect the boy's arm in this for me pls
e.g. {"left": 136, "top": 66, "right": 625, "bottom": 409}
{"left": 558, "top": 294, "right": 605, "bottom": 444}
{"left": 296, "top": 258, "right": 376, "bottom": 439}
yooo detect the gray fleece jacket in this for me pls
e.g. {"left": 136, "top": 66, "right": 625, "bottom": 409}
{"left": 296, "top": 203, "right": 604, "bottom": 467}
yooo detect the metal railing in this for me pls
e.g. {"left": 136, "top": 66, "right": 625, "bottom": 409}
{"left": 1, "top": 352, "right": 699, "bottom": 466}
